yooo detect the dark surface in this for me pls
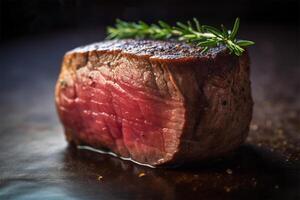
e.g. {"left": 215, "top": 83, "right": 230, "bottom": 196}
{"left": 0, "top": 25, "right": 299, "bottom": 200}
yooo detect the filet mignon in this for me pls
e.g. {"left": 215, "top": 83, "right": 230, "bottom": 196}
{"left": 55, "top": 39, "right": 253, "bottom": 166}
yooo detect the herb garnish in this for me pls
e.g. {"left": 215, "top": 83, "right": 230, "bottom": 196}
{"left": 107, "top": 18, "right": 254, "bottom": 56}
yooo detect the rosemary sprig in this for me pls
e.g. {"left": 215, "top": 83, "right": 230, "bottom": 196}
{"left": 107, "top": 18, "right": 254, "bottom": 56}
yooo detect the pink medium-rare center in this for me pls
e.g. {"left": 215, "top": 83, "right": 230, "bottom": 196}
{"left": 58, "top": 57, "right": 185, "bottom": 164}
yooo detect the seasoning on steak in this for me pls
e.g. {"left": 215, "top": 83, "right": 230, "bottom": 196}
{"left": 55, "top": 39, "right": 253, "bottom": 166}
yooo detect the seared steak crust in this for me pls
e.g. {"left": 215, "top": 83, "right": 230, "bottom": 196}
{"left": 68, "top": 39, "right": 226, "bottom": 59}
{"left": 56, "top": 39, "right": 253, "bottom": 166}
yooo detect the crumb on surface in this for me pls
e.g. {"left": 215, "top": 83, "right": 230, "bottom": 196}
{"left": 224, "top": 186, "right": 231, "bottom": 192}
{"left": 138, "top": 172, "right": 146, "bottom": 178}
{"left": 250, "top": 124, "right": 259, "bottom": 131}
{"left": 97, "top": 175, "right": 103, "bottom": 181}
{"left": 226, "top": 169, "right": 233, "bottom": 175}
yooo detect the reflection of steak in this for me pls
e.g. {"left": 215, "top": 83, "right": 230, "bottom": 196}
{"left": 55, "top": 39, "right": 253, "bottom": 166}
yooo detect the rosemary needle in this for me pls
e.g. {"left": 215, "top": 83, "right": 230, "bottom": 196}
{"left": 106, "top": 18, "right": 254, "bottom": 56}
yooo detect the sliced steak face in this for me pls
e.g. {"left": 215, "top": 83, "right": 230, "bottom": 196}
{"left": 55, "top": 39, "right": 253, "bottom": 166}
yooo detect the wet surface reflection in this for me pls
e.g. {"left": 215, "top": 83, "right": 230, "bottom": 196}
{"left": 1, "top": 122, "right": 299, "bottom": 200}
{"left": 0, "top": 26, "right": 299, "bottom": 199}
{"left": 59, "top": 144, "right": 299, "bottom": 200}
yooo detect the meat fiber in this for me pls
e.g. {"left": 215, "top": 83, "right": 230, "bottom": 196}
{"left": 55, "top": 39, "right": 253, "bottom": 166}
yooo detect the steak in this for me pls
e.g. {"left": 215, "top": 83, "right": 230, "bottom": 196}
{"left": 55, "top": 39, "right": 253, "bottom": 166}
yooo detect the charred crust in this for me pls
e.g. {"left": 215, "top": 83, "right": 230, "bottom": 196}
{"left": 68, "top": 39, "right": 228, "bottom": 60}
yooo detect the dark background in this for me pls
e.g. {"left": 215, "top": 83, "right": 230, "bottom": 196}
{"left": 0, "top": 1, "right": 299, "bottom": 200}
{"left": 0, "top": 0, "right": 299, "bottom": 41}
